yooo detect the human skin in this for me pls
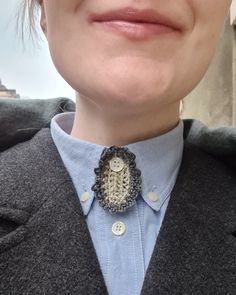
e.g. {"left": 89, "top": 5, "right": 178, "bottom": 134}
{"left": 39, "top": 0, "right": 231, "bottom": 146}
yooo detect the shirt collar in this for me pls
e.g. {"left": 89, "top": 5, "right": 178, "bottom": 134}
{"left": 50, "top": 112, "right": 184, "bottom": 216}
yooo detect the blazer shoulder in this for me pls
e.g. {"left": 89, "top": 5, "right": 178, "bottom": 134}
{"left": 0, "top": 128, "right": 71, "bottom": 213}
{"left": 184, "top": 119, "right": 236, "bottom": 172}
{"left": 183, "top": 142, "right": 236, "bottom": 217}
{"left": 0, "top": 97, "right": 76, "bottom": 152}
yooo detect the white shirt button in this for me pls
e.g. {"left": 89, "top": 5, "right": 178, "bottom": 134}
{"left": 147, "top": 192, "right": 159, "bottom": 202}
{"left": 80, "top": 192, "right": 89, "bottom": 202}
{"left": 109, "top": 157, "right": 124, "bottom": 172}
{"left": 112, "top": 221, "right": 126, "bottom": 236}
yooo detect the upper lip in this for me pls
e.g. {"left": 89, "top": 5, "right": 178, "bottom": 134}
{"left": 89, "top": 7, "right": 181, "bottom": 31}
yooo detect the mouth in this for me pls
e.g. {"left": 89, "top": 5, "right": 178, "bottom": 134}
{"left": 88, "top": 7, "right": 182, "bottom": 40}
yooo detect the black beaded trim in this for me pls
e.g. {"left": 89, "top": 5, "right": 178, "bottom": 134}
{"left": 91, "top": 146, "right": 142, "bottom": 214}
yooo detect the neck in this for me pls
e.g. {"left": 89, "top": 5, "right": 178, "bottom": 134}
{"left": 70, "top": 93, "right": 180, "bottom": 146}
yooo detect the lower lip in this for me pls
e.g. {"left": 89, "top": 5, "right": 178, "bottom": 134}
{"left": 93, "top": 20, "right": 177, "bottom": 39}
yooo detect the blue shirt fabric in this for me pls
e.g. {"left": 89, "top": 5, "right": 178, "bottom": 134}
{"left": 50, "top": 112, "right": 184, "bottom": 295}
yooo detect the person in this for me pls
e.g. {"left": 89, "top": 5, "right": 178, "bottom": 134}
{"left": 0, "top": 1, "right": 235, "bottom": 294}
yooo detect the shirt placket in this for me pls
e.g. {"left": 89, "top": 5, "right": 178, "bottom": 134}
{"left": 94, "top": 201, "right": 145, "bottom": 295}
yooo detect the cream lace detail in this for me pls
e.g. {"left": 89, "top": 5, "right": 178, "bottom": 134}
{"left": 101, "top": 160, "right": 130, "bottom": 205}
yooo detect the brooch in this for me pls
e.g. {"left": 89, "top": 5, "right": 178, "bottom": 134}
{"left": 91, "top": 146, "right": 142, "bottom": 213}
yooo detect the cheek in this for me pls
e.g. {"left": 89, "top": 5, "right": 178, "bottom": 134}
{"left": 174, "top": 0, "right": 231, "bottom": 88}
{"left": 190, "top": 0, "right": 231, "bottom": 32}
{"left": 188, "top": 0, "right": 231, "bottom": 56}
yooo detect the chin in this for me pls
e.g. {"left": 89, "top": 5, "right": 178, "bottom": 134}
{"left": 95, "top": 81, "right": 172, "bottom": 116}
{"left": 54, "top": 55, "right": 176, "bottom": 112}
{"left": 100, "top": 69, "right": 172, "bottom": 104}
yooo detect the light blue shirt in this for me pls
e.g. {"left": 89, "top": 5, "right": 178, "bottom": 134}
{"left": 50, "top": 112, "right": 184, "bottom": 295}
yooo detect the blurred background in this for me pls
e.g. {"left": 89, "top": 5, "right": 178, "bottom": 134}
{"left": 1, "top": 0, "right": 236, "bottom": 127}
{"left": 0, "top": 0, "right": 75, "bottom": 100}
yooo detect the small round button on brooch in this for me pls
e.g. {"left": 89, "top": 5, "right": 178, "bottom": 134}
{"left": 109, "top": 157, "right": 124, "bottom": 172}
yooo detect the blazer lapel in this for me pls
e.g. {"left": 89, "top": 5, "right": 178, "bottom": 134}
{"left": 0, "top": 128, "right": 108, "bottom": 294}
{"left": 141, "top": 143, "right": 236, "bottom": 294}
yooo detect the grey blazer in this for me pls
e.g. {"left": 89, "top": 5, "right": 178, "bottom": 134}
{"left": 0, "top": 99, "right": 235, "bottom": 294}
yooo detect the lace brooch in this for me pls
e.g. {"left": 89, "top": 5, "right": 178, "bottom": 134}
{"left": 91, "top": 146, "right": 142, "bottom": 213}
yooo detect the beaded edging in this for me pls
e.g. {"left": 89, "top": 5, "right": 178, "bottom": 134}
{"left": 91, "top": 146, "right": 142, "bottom": 213}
